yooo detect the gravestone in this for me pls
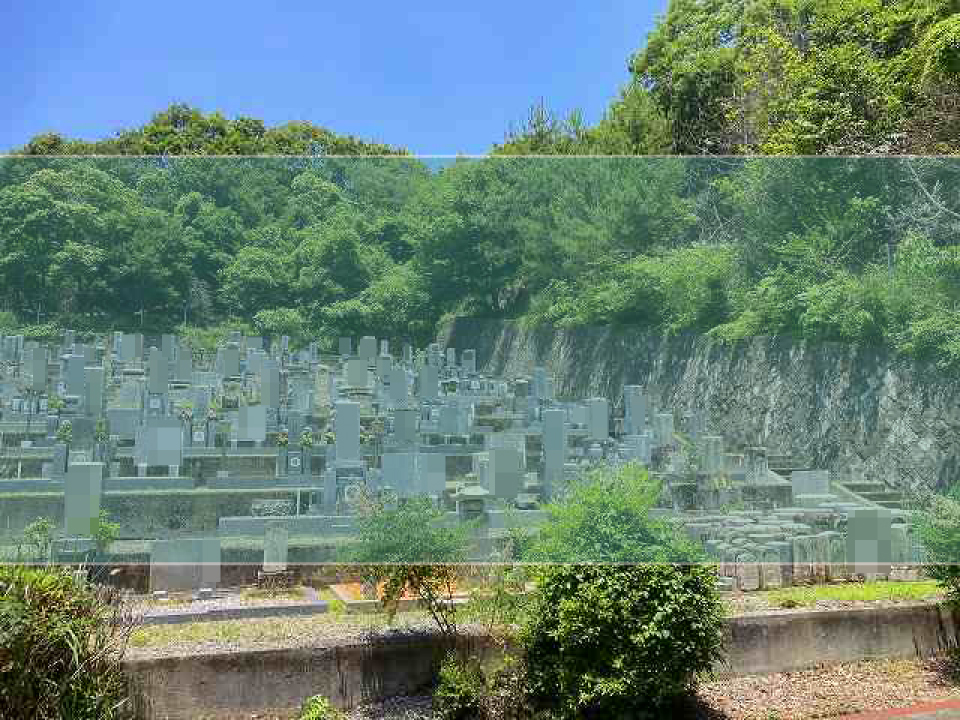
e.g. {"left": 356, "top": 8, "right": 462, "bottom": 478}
{"left": 238, "top": 404, "right": 267, "bottom": 443}
{"left": 261, "top": 361, "right": 281, "bottom": 408}
{"left": 382, "top": 452, "right": 418, "bottom": 496}
{"left": 51, "top": 442, "right": 68, "bottom": 479}
{"left": 346, "top": 358, "right": 368, "bottom": 388}
{"left": 161, "top": 334, "right": 176, "bottom": 363}
{"left": 263, "top": 525, "right": 289, "bottom": 573}
{"left": 653, "top": 413, "right": 674, "bottom": 447}
{"left": 84, "top": 366, "right": 104, "bottom": 417}
{"left": 136, "top": 417, "right": 183, "bottom": 469}
{"left": 760, "top": 546, "right": 783, "bottom": 589}
{"left": 393, "top": 407, "right": 418, "bottom": 445}
{"left": 376, "top": 353, "right": 392, "bottom": 380}
{"left": 149, "top": 538, "right": 221, "bottom": 592}
{"left": 335, "top": 401, "right": 361, "bottom": 462}
{"left": 847, "top": 507, "right": 893, "bottom": 578}
{"left": 63, "top": 354, "right": 85, "bottom": 397}
{"left": 461, "top": 349, "right": 477, "bottom": 375}
{"left": 176, "top": 347, "right": 193, "bottom": 382}
{"left": 420, "top": 453, "right": 446, "bottom": 497}
{"left": 389, "top": 366, "right": 408, "bottom": 405}
{"left": 222, "top": 343, "right": 241, "bottom": 377}
{"left": 489, "top": 446, "right": 523, "bottom": 500}
{"left": 29, "top": 347, "right": 47, "bottom": 393}
{"left": 623, "top": 385, "right": 647, "bottom": 435}
{"left": 418, "top": 365, "right": 439, "bottom": 401}
{"left": 64, "top": 462, "right": 103, "bottom": 536}
{"left": 338, "top": 337, "right": 353, "bottom": 357}
{"left": 542, "top": 408, "right": 566, "bottom": 500}
{"left": 587, "top": 397, "right": 609, "bottom": 441}
{"left": 358, "top": 336, "right": 377, "bottom": 362}
{"left": 702, "top": 435, "right": 724, "bottom": 474}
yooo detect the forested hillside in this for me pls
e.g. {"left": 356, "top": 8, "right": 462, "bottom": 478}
{"left": 3, "top": 0, "right": 960, "bottom": 369}
{"left": 495, "top": 0, "right": 960, "bottom": 155}
{"left": 2, "top": 153, "right": 960, "bottom": 371}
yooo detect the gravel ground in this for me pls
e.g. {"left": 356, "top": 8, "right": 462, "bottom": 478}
{"left": 725, "top": 592, "right": 944, "bottom": 617}
{"left": 150, "top": 655, "right": 960, "bottom": 719}
{"left": 125, "top": 618, "right": 483, "bottom": 661}
{"left": 337, "top": 656, "right": 960, "bottom": 720}
{"left": 696, "top": 656, "right": 960, "bottom": 719}
{"left": 345, "top": 696, "right": 436, "bottom": 720}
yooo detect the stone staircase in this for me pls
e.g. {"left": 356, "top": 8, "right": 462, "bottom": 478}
{"left": 839, "top": 481, "right": 908, "bottom": 510}
{"left": 767, "top": 453, "right": 802, "bottom": 478}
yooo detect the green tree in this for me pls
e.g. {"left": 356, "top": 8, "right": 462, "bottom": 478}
{"left": 521, "top": 462, "right": 705, "bottom": 564}
{"left": 342, "top": 496, "right": 474, "bottom": 636}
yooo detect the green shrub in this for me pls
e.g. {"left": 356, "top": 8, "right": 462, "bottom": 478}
{"left": 913, "top": 489, "right": 960, "bottom": 603}
{"left": 297, "top": 694, "right": 345, "bottom": 720}
{"left": 433, "top": 652, "right": 533, "bottom": 720}
{"left": 20, "top": 516, "right": 55, "bottom": 563}
{"left": 521, "top": 563, "right": 725, "bottom": 719}
{"left": 0, "top": 564, "right": 135, "bottom": 720}
{"left": 434, "top": 653, "right": 487, "bottom": 720}
{"left": 341, "top": 496, "right": 474, "bottom": 636}
{"left": 520, "top": 462, "right": 705, "bottom": 563}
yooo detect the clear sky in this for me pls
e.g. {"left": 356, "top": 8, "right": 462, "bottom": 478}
{"left": 2, "top": 1, "right": 665, "bottom": 155}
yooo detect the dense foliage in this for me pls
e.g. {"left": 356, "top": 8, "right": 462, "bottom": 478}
{"left": 0, "top": 565, "right": 135, "bottom": 720}
{"left": 13, "top": 103, "right": 405, "bottom": 157}
{"left": 2, "top": 151, "right": 960, "bottom": 370}
{"left": 520, "top": 564, "right": 725, "bottom": 719}
{"left": 517, "top": 462, "right": 706, "bottom": 563}
{"left": 496, "top": 0, "right": 960, "bottom": 156}
{"left": 912, "top": 484, "right": 960, "bottom": 604}
{"left": 296, "top": 695, "right": 346, "bottom": 720}
{"left": 341, "top": 495, "right": 473, "bottom": 635}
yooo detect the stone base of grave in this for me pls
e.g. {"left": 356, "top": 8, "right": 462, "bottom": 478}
{"left": 257, "top": 569, "right": 295, "bottom": 589}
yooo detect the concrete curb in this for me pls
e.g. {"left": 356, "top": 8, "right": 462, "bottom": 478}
{"left": 140, "top": 600, "right": 329, "bottom": 626}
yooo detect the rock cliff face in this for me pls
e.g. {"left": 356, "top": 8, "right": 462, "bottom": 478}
{"left": 438, "top": 318, "right": 960, "bottom": 492}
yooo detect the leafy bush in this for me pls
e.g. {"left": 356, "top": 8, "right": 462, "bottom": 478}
{"left": 520, "top": 462, "right": 705, "bottom": 563}
{"left": 253, "top": 307, "right": 307, "bottom": 347}
{"left": 798, "top": 271, "right": 887, "bottom": 344}
{"left": 521, "top": 564, "right": 725, "bottom": 719}
{"left": 434, "top": 652, "right": 532, "bottom": 720}
{"left": 434, "top": 653, "right": 487, "bottom": 720}
{"left": 913, "top": 489, "right": 960, "bottom": 603}
{"left": 19, "top": 516, "right": 55, "bottom": 563}
{"left": 0, "top": 564, "right": 135, "bottom": 719}
{"left": 341, "top": 496, "right": 474, "bottom": 636}
{"left": 297, "top": 694, "right": 345, "bottom": 720}
{"left": 897, "top": 309, "right": 960, "bottom": 370}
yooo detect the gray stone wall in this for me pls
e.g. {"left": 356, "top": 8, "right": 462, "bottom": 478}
{"left": 438, "top": 318, "right": 960, "bottom": 492}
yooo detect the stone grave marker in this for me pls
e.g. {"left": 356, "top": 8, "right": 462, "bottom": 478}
{"left": 64, "top": 462, "right": 103, "bottom": 536}
{"left": 263, "top": 525, "right": 289, "bottom": 573}
{"left": 149, "top": 538, "right": 221, "bottom": 592}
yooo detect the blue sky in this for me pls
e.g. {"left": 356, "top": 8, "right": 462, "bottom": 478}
{"left": 2, "top": 1, "right": 665, "bottom": 155}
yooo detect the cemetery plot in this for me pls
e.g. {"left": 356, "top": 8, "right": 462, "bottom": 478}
{"left": 0, "top": 329, "right": 934, "bottom": 588}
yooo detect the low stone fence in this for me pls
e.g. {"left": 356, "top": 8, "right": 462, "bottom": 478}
{"left": 125, "top": 602, "right": 960, "bottom": 719}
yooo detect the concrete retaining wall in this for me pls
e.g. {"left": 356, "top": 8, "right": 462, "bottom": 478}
{"left": 125, "top": 603, "right": 960, "bottom": 719}
{"left": 721, "top": 603, "right": 960, "bottom": 676}
{"left": 126, "top": 634, "right": 495, "bottom": 720}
